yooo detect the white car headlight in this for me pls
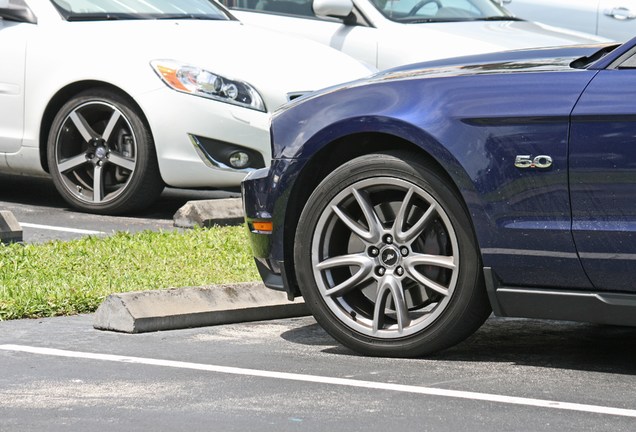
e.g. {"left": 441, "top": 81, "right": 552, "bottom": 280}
{"left": 151, "top": 60, "right": 266, "bottom": 112}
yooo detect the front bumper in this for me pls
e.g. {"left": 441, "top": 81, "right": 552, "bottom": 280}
{"left": 241, "top": 160, "right": 300, "bottom": 299}
{"left": 137, "top": 87, "right": 272, "bottom": 189}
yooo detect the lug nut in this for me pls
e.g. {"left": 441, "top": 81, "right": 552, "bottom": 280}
{"left": 384, "top": 234, "right": 393, "bottom": 244}
{"left": 396, "top": 266, "right": 404, "bottom": 276}
{"left": 376, "top": 266, "right": 386, "bottom": 276}
{"left": 368, "top": 247, "right": 379, "bottom": 257}
{"left": 400, "top": 247, "right": 409, "bottom": 257}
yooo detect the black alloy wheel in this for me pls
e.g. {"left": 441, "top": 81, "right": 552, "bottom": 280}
{"left": 47, "top": 89, "right": 164, "bottom": 214}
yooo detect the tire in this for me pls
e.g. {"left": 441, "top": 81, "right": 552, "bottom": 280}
{"left": 294, "top": 151, "right": 491, "bottom": 357}
{"left": 47, "top": 89, "right": 164, "bottom": 215}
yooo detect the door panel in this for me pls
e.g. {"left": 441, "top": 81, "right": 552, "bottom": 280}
{"left": 598, "top": 0, "right": 636, "bottom": 41}
{"left": 0, "top": 20, "right": 27, "bottom": 154}
{"left": 505, "top": 0, "right": 599, "bottom": 36}
{"left": 570, "top": 70, "right": 636, "bottom": 292}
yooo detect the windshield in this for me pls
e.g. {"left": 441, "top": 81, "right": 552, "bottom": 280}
{"left": 50, "top": 0, "right": 231, "bottom": 21}
{"left": 373, "top": 0, "right": 517, "bottom": 23}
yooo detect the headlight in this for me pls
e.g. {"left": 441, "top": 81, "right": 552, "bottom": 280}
{"left": 150, "top": 60, "right": 266, "bottom": 112}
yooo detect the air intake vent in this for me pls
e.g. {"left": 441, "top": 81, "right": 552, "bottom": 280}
{"left": 287, "top": 92, "right": 308, "bottom": 101}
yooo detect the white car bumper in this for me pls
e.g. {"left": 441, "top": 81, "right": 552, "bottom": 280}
{"left": 138, "top": 87, "right": 271, "bottom": 189}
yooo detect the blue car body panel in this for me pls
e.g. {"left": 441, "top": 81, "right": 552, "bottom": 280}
{"left": 571, "top": 70, "right": 636, "bottom": 292}
{"left": 242, "top": 41, "right": 636, "bottom": 324}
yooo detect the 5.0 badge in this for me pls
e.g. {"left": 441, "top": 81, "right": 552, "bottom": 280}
{"left": 515, "top": 155, "right": 553, "bottom": 169}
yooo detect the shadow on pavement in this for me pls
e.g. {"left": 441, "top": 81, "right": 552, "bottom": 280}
{"left": 437, "top": 317, "right": 636, "bottom": 375}
{"left": 0, "top": 173, "right": 239, "bottom": 220}
{"left": 0, "top": 173, "right": 63, "bottom": 207}
{"left": 282, "top": 316, "right": 636, "bottom": 373}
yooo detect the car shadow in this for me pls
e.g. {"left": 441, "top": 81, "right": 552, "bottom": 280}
{"left": 0, "top": 173, "right": 64, "bottom": 207}
{"left": 435, "top": 317, "right": 636, "bottom": 375}
{"left": 281, "top": 317, "right": 636, "bottom": 374}
{"left": 0, "top": 173, "right": 239, "bottom": 221}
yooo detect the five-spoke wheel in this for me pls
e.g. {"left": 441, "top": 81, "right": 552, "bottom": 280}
{"left": 295, "top": 152, "right": 490, "bottom": 357}
{"left": 47, "top": 89, "right": 163, "bottom": 214}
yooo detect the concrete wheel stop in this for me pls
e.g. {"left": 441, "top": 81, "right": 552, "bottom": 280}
{"left": 93, "top": 282, "right": 309, "bottom": 333}
{"left": 173, "top": 198, "right": 244, "bottom": 228}
{"left": 0, "top": 210, "right": 22, "bottom": 244}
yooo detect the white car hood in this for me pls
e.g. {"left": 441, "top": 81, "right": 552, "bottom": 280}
{"left": 376, "top": 19, "right": 609, "bottom": 69}
{"left": 45, "top": 19, "right": 373, "bottom": 111}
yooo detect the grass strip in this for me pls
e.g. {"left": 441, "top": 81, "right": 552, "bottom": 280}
{"left": 0, "top": 226, "right": 260, "bottom": 321}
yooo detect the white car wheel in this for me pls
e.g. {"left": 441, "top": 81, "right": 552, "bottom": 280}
{"left": 47, "top": 89, "right": 164, "bottom": 214}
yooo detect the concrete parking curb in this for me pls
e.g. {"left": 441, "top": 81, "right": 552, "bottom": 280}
{"left": 93, "top": 282, "right": 309, "bottom": 334}
{"left": 173, "top": 198, "right": 243, "bottom": 228}
{"left": 0, "top": 210, "right": 22, "bottom": 244}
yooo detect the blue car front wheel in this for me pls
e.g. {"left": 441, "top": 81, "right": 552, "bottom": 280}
{"left": 294, "top": 151, "right": 491, "bottom": 357}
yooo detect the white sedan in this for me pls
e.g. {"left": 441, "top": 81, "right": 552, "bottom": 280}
{"left": 504, "top": 0, "right": 636, "bottom": 42}
{"left": 222, "top": 0, "right": 608, "bottom": 70}
{"left": 0, "top": 0, "right": 372, "bottom": 214}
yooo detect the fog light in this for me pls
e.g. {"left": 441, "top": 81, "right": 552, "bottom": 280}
{"left": 229, "top": 151, "right": 250, "bottom": 169}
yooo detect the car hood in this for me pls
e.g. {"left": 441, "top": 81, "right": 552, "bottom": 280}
{"left": 376, "top": 20, "right": 609, "bottom": 68}
{"left": 381, "top": 44, "right": 612, "bottom": 77}
{"left": 289, "top": 44, "right": 610, "bottom": 109}
{"left": 46, "top": 19, "right": 373, "bottom": 111}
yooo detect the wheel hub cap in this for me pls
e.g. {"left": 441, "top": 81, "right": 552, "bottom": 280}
{"left": 379, "top": 245, "right": 400, "bottom": 268}
{"left": 95, "top": 146, "right": 107, "bottom": 160}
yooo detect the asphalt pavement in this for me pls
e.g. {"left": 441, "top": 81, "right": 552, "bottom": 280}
{"left": 2, "top": 314, "right": 636, "bottom": 431}
{"left": 0, "top": 172, "right": 239, "bottom": 243}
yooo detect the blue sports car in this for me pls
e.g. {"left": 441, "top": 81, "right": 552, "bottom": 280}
{"left": 242, "top": 38, "right": 636, "bottom": 357}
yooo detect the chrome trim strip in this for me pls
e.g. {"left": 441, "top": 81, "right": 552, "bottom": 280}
{"left": 482, "top": 248, "right": 578, "bottom": 259}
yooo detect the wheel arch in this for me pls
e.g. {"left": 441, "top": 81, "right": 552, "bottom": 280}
{"left": 39, "top": 80, "right": 152, "bottom": 173}
{"left": 281, "top": 130, "right": 481, "bottom": 298}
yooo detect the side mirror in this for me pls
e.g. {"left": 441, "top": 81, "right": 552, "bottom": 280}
{"left": 313, "top": 0, "right": 353, "bottom": 19}
{"left": 0, "top": 2, "right": 37, "bottom": 23}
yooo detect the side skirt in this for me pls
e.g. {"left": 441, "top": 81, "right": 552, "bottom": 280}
{"left": 484, "top": 267, "right": 636, "bottom": 327}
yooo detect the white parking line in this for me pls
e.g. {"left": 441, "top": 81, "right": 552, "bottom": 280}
{"left": 19, "top": 222, "right": 106, "bottom": 235}
{"left": 2, "top": 344, "right": 635, "bottom": 418}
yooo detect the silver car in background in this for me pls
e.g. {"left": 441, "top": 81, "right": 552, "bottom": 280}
{"left": 504, "top": 0, "right": 636, "bottom": 42}
{"left": 222, "top": 0, "right": 608, "bottom": 70}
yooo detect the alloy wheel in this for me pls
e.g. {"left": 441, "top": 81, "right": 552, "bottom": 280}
{"left": 311, "top": 177, "right": 459, "bottom": 339}
{"left": 53, "top": 100, "right": 137, "bottom": 205}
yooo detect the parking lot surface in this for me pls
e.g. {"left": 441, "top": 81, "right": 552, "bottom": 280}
{"left": 2, "top": 314, "right": 636, "bottom": 431}
{"left": 0, "top": 173, "right": 238, "bottom": 243}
